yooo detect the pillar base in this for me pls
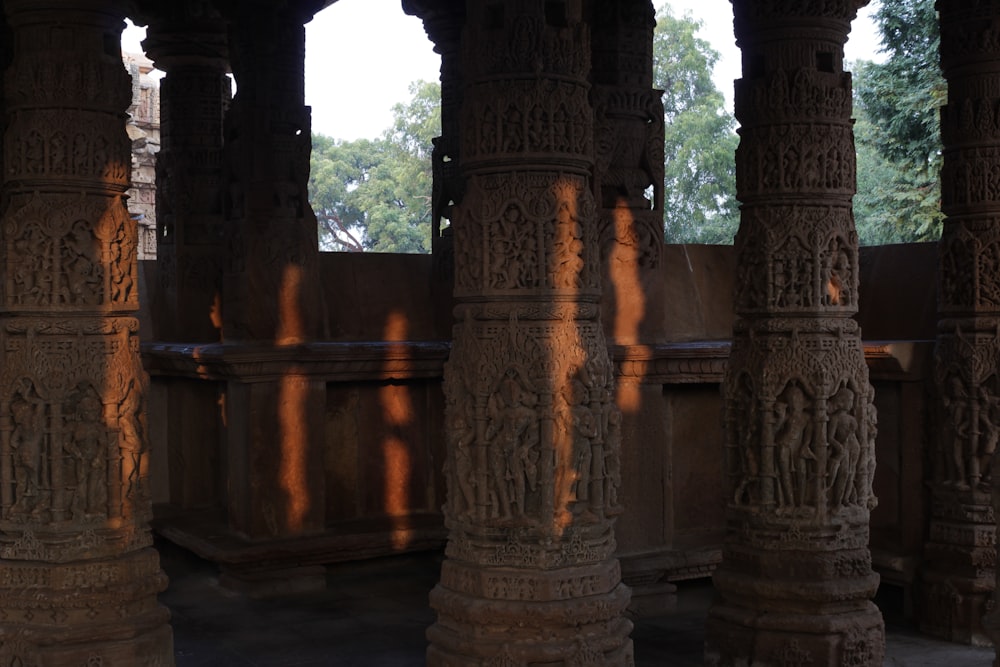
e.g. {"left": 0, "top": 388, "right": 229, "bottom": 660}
{"left": 919, "top": 570, "right": 994, "bottom": 647}
{"left": 626, "top": 580, "right": 677, "bottom": 618}
{"left": 918, "top": 487, "right": 995, "bottom": 646}
{"left": 0, "top": 548, "right": 173, "bottom": 666}
{"left": 427, "top": 559, "right": 634, "bottom": 666}
{"left": 705, "top": 600, "right": 885, "bottom": 666}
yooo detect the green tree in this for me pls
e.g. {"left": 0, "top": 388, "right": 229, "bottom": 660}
{"left": 309, "top": 80, "right": 440, "bottom": 253}
{"left": 852, "top": 0, "right": 945, "bottom": 244}
{"left": 654, "top": 5, "right": 739, "bottom": 244}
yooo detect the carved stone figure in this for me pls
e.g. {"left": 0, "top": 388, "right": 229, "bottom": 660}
{"left": 827, "top": 385, "right": 861, "bottom": 509}
{"left": 774, "top": 382, "right": 814, "bottom": 510}
{"left": 9, "top": 385, "right": 45, "bottom": 517}
{"left": 67, "top": 393, "right": 108, "bottom": 519}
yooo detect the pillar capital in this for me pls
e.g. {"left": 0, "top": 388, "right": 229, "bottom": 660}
{"left": 140, "top": 2, "right": 228, "bottom": 73}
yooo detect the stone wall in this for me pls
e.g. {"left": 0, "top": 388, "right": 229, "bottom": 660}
{"left": 141, "top": 241, "right": 937, "bottom": 601}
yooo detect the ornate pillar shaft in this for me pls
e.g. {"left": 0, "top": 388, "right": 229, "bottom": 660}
{"left": 930, "top": 0, "right": 1000, "bottom": 649}
{"left": 705, "top": 2, "right": 885, "bottom": 664}
{"left": 208, "top": 2, "right": 327, "bottom": 585}
{"left": 591, "top": 0, "right": 663, "bottom": 310}
{"left": 222, "top": 1, "right": 320, "bottom": 344}
{"left": 0, "top": 0, "right": 173, "bottom": 662}
{"left": 144, "top": 4, "right": 229, "bottom": 343}
{"left": 426, "top": 1, "right": 634, "bottom": 664}
{"left": 403, "top": 0, "right": 465, "bottom": 261}
{"left": 589, "top": 0, "right": 668, "bottom": 613}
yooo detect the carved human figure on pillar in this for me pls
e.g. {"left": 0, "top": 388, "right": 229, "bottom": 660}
{"left": 484, "top": 366, "right": 539, "bottom": 521}
{"left": 827, "top": 385, "right": 861, "bottom": 509}
{"left": 775, "top": 381, "right": 814, "bottom": 511}
{"left": 68, "top": 391, "right": 108, "bottom": 520}
{"left": 943, "top": 373, "right": 972, "bottom": 488}
{"left": 446, "top": 411, "right": 477, "bottom": 519}
{"left": 10, "top": 382, "right": 45, "bottom": 517}
{"left": 560, "top": 377, "right": 596, "bottom": 518}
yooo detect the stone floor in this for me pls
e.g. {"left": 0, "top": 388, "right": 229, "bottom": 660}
{"left": 158, "top": 538, "right": 995, "bottom": 666}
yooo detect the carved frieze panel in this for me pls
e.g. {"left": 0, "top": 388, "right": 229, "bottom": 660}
{"left": 732, "top": 0, "right": 860, "bottom": 25}
{"left": 941, "top": 146, "right": 1000, "bottom": 209}
{"left": 590, "top": 0, "right": 655, "bottom": 88}
{"left": 939, "top": 8, "right": 1000, "bottom": 69}
{"left": 462, "top": 79, "right": 593, "bottom": 168}
{"left": 0, "top": 317, "right": 149, "bottom": 533}
{"left": 736, "top": 122, "right": 855, "bottom": 198}
{"left": 5, "top": 54, "right": 132, "bottom": 114}
{"left": 733, "top": 204, "right": 858, "bottom": 316}
{"left": 2, "top": 193, "right": 138, "bottom": 312}
{"left": 463, "top": 10, "right": 590, "bottom": 80}
{"left": 443, "top": 310, "right": 620, "bottom": 533}
{"left": 597, "top": 208, "right": 662, "bottom": 270}
{"left": 724, "top": 330, "right": 875, "bottom": 516}
{"left": 940, "top": 86, "right": 1000, "bottom": 147}
{"left": 933, "top": 322, "right": 1000, "bottom": 489}
{"left": 4, "top": 111, "right": 131, "bottom": 190}
{"left": 453, "top": 172, "right": 599, "bottom": 296}
{"left": 735, "top": 68, "right": 852, "bottom": 125}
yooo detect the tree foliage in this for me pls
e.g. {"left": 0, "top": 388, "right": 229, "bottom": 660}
{"left": 309, "top": 80, "right": 440, "bottom": 253}
{"left": 852, "top": 0, "right": 945, "bottom": 245}
{"left": 654, "top": 6, "right": 740, "bottom": 244}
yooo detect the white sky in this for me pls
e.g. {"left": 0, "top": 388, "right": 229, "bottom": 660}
{"left": 123, "top": 0, "right": 886, "bottom": 141}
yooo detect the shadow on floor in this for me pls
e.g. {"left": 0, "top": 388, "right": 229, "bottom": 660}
{"left": 157, "top": 539, "right": 994, "bottom": 666}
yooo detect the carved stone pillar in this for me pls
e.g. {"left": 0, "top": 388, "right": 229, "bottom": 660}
{"left": 0, "top": 0, "right": 173, "bottom": 663}
{"left": 207, "top": 1, "right": 326, "bottom": 592}
{"left": 591, "top": 0, "right": 663, "bottom": 330}
{"left": 426, "top": 1, "right": 634, "bottom": 664}
{"left": 589, "top": 0, "right": 668, "bottom": 614}
{"left": 403, "top": 0, "right": 464, "bottom": 267}
{"left": 704, "top": 2, "right": 885, "bottom": 664}
{"left": 222, "top": 1, "right": 321, "bottom": 345}
{"left": 143, "top": 2, "right": 229, "bottom": 343}
{"left": 929, "top": 0, "right": 1000, "bottom": 649}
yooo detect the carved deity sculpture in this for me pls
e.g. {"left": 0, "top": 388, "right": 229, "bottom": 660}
{"left": 67, "top": 393, "right": 108, "bottom": 520}
{"left": 9, "top": 384, "right": 45, "bottom": 517}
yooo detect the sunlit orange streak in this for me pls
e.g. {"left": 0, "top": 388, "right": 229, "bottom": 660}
{"left": 608, "top": 198, "right": 647, "bottom": 414}
{"left": 551, "top": 178, "right": 585, "bottom": 535}
{"left": 381, "top": 310, "right": 414, "bottom": 549}
{"left": 276, "top": 264, "right": 305, "bottom": 344}
{"left": 609, "top": 199, "right": 646, "bottom": 347}
{"left": 277, "top": 373, "right": 310, "bottom": 532}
